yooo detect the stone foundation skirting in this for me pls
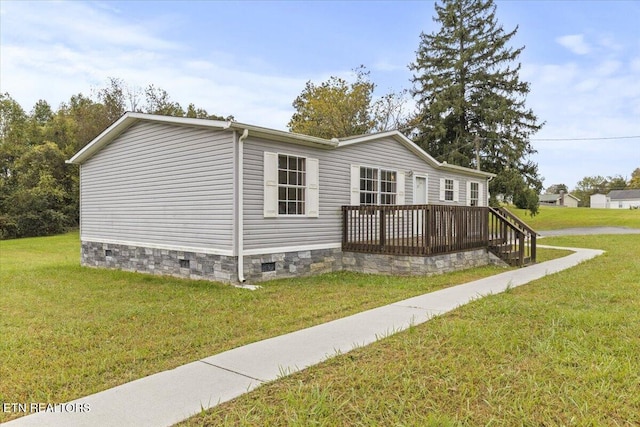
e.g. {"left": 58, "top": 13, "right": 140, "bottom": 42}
{"left": 243, "top": 248, "right": 343, "bottom": 282}
{"left": 81, "top": 241, "right": 505, "bottom": 284}
{"left": 341, "top": 249, "right": 505, "bottom": 276}
{"left": 81, "top": 241, "right": 238, "bottom": 283}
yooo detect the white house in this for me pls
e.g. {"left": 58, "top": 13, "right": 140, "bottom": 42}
{"left": 602, "top": 190, "right": 640, "bottom": 209}
{"left": 67, "top": 112, "right": 503, "bottom": 283}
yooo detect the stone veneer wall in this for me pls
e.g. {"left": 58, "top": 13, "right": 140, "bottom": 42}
{"left": 341, "top": 249, "right": 505, "bottom": 276}
{"left": 81, "top": 241, "right": 503, "bottom": 285}
{"left": 81, "top": 241, "right": 238, "bottom": 283}
{"left": 242, "top": 248, "right": 343, "bottom": 282}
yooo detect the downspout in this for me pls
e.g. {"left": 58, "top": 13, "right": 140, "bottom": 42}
{"left": 487, "top": 175, "right": 494, "bottom": 206}
{"left": 236, "top": 128, "right": 249, "bottom": 283}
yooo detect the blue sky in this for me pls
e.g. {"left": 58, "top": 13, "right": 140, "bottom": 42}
{"left": 1, "top": 0, "right": 639, "bottom": 190}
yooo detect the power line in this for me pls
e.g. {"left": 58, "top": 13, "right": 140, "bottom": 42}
{"left": 531, "top": 135, "right": 640, "bottom": 141}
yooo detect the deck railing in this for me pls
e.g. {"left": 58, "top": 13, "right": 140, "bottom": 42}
{"left": 342, "top": 204, "right": 489, "bottom": 256}
{"left": 342, "top": 204, "right": 537, "bottom": 266}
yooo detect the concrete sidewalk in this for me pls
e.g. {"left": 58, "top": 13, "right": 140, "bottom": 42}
{"left": 2, "top": 246, "right": 604, "bottom": 427}
{"left": 538, "top": 226, "right": 640, "bottom": 237}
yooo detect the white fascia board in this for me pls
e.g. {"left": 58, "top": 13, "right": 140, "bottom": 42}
{"left": 67, "top": 112, "right": 339, "bottom": 165}
{"left": 226, "top": 122, "right": 338, "bottom": 149}
{"left": 337, "top": 130, "right": 495, "bottom": 178}
{"left": 440, "top": 162, "right": 496, "bottom": 178}
{"left": 336, "top": 130, "right": 401, "bottom": 146}
{"left": 67, "top": 113, "right": 134, "bottom": 164}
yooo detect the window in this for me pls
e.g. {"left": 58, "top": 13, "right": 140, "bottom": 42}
{"left": 359, "top": 167, "right": 396, "bottom": 205}
{"left": 278, "top": 154, "right": 306, "bottom": 215}
{"left": 359, "top": 167, "right": 378, "bottom": 205}
{"left": 380, "top": 170, "right": 397, "bottom": 205}
{"left": 469, "top": 182, "right": 479, "bottom": 206}
{"left": 264, "top": 152, "right": 318, "bottom": 218}
{"left": 440, "top": 178, "right": 459, "bottom": 202}
{"left": 444, "top": 179, "right": 454, "bottom": 201}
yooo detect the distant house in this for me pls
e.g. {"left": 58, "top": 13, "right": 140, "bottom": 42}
{"left": 539, "top": 192, "right": 580, "bottom": 208}
{"left": 591, "top": 190, "right": 640, "bottom": 209}
{"left": 67, "top": 112, "right": 508, "bottom": 284}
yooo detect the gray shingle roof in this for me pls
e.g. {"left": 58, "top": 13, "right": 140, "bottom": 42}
{"left": 539, "top": 194, "right": 560, "bottom": 202}
{"left": 609, "top": 189, "right": 640, "bottom": 200}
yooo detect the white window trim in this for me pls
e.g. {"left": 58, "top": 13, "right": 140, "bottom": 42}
{"left": 439, "top": 177, "right": 460, "bottom": 203}
{"left": 467, "top": 180, "right": 482, "bottom": 207}
{"left": 264, "top": 151, "right": 319, "bottom": 218}
{"left": 350, "top": 164, "right": 405, "bottom": 206}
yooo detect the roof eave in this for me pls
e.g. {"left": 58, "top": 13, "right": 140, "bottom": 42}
{"left": 337, "top": 131, "right": 495, "bottom": 178}
{"left": 67, "top": 113, "right": 339, "bottom": 165}
{"left": 226, "top": 122, "right": 338, "bottom": 148}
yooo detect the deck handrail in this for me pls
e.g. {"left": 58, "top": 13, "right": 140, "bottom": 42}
{"left": 497, "top": 207, "right": 538, "bottom": 236}
{"left": 488, "top": 207, "right": 537, "bottom": 266}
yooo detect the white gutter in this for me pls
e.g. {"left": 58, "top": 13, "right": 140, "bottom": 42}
{"left": 487, "top": 175, "right": 494, "bottom": 206}
{"left": 236, "top": 129, "right": 249, "bottom": 283}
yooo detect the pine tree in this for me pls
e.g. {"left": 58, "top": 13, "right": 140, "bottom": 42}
{"left": 410, "top": 0, "right": 544, "bottom": 209}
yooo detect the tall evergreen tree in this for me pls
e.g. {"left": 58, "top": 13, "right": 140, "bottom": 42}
{"left": 410, "top": 0, "right": 543, "bottom": 210}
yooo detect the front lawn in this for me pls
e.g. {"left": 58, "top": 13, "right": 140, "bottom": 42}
{"left": 507, "top": 205, "right": 640, "bottom": 230}
{"left": 181, "top": 234, "right": 640, "bottom": 426}
{"left": 0, "top": 232, "right": 570, "bottom": 422}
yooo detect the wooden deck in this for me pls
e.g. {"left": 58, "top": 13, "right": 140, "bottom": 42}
{"left": 342, "top": 204, "right": 537, "bottom": 267}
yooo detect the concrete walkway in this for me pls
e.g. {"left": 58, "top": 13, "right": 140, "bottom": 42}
{"left": 539, "top": 226, "right": 640, "bottom": 237}
{"left": 3, "top": 246, "right": 604, "bottom": 427}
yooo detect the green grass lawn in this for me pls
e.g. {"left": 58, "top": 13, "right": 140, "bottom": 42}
{"left": 507, "top": 205, "right": 640, "bottom": 230}
{"left": 0, "top": 232, "right": 575, "bottom": 422}
{"left": 181, "top": 234, "right": 640, "bottom": 426}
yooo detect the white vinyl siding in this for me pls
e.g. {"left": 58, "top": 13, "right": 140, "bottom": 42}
{"left": 80, "top": 122, "right": 234, "bottom": 251}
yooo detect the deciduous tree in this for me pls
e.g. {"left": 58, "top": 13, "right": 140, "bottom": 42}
{"left": 288, "top": 67, "right": 375, "bottom": 139}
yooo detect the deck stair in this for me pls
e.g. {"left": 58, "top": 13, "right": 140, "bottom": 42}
{"left": 487, "top": 207, "right": 537, "bottom": 267}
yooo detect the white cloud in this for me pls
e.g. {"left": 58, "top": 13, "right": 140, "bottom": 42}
{"left": 0, "top": 1, "right": 308, "bottom": 129}
{"left": 556, "top": 34, "right": 591, "bottom": 55}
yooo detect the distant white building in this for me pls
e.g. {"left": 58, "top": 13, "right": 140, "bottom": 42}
{"left": 590, "top": 193, "right": 607, "bottom": 208}
{"left": 590, "top": 190, "right": 640, "bottom": 209}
